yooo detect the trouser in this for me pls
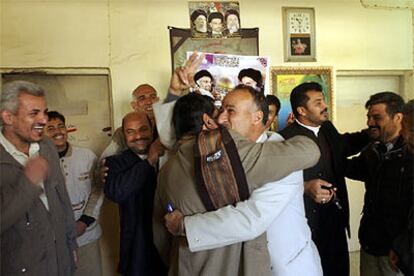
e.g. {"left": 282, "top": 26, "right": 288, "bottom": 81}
{"left": 360, "top": 248, "right": 404, "bottom": 276}
{"left": 75, "top": 239, "right": 102, "bottom": 276}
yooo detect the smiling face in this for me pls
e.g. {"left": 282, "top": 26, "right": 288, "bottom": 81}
{"left": 131, "top": 85, "right": 159, "bottom": 121}
{"left": 218, "top": 89, "right": 262, "bottom": 141}
{"left": 367, "top": 103, "right": 401, "bottom": 142}
{"left": 1, "top": 93, "right": 48, "bottom": 153}
{"left": 123, "top": 112, "right": 153, "bottom": 155}
{"left": 44, "top": 117, "right": 68, "bottom": 152}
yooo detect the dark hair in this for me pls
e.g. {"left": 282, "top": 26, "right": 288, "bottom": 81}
{"left": 403, "top": 100, "right": 414, "bottom": 131}
{"left": 233, "top": 84, "right": 269, "bottom": 126}
{"left": 225, "top": 9, "right": 240, "bottom": 21}
{"left": 237, "top": 68, "right": 263, "bottom": 88}
{"left": 290, "top": 82, "right": 323, "bottom": 118}
{"left": 365, "top": 92, "right": 404, "bottom": 117}
{"left": 191, "top": 9, "right": 207, "bottom": 23}
{"left": 208, "top": 12, "right": 224, "bottom": 23}
{"left": 265, "top": 95, "right": 281, "bottom": 115}
{"left": 47, "top": 111, "right": 65, "bottom": 124}
{"left": 194, "top": 70, "right": 213, "bottom": 82}
{"left": 172, "top": 93, "right": 216, "bottom": 140}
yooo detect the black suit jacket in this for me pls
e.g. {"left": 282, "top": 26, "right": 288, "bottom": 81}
{"left": 104, "top": 149, "right": 166, "bottom": 276}
{"left": 280, "top": 121, "right": 368, "bottom": 235}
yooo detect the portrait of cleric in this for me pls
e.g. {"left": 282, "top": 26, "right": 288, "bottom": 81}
{"left": 190, "top": 9, "right": 209, "bottom": 38}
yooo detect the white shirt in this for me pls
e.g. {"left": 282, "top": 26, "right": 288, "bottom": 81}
{"left": 296, "top": 119, "right": 320, "bottom": 137}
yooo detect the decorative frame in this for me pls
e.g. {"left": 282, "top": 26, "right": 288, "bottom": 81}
{"left": 270, "top": 66, "right": 333, "bottom": 130}
{"left": 282, "top": 7, "right": 316, "bottom": 62}
{"left": 169, "top": 26, "right": 259, "bottom": 73}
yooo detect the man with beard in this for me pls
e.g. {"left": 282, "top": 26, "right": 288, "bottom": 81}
{"left": 346, "top": 92, "right": 412, "bottom": 276}
{"left": 104, "top": 111, "right": 166, "bottom": 276}
{"left": 191, "top": 9, "right": 208, "bottom": 37}
{"left": 153, "top": 91, "right": 321, "bottom": 275}
{"left": 224, "top": 9, "right": 240, "bottom": 36}
{"left": 44, "top": 111, "right": 103, "bottom": 276}
{"left": 208, "top": 12, "right": 224, "bottom": 37}
{"left": 164, "top": 86, "right": 323, "bottom": 276}
{"left": 279, "top": 82, "right": 369, "bottom": 276}
{"left": 100, "top": 84, "right": 160, "bottom": 160}
{"left": 0, "top": 80, "right": 77, "bottom": 275}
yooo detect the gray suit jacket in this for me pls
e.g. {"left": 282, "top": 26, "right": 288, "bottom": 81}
{"left": 0, "top": 138, "right": 77, "bottom": 276}
{"left": 153, "top": 129, "right": 320, "bottom": 276}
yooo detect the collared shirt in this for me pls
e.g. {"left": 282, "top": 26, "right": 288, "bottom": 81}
{"left": 296, "top": 119, "right": 321, "bottom": 137}
{"left": 0, "top": 130, "right": 49, "bottom": 210}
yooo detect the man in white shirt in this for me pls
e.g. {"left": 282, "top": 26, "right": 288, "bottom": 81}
{"left": 165, "top": 86, "right": 322, "bottom": 276}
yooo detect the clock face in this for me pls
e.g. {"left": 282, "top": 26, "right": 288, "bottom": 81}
{"left": 288, "top": 12, "right": 311, "bottom": 34}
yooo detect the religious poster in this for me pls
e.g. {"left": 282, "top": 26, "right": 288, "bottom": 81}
{"left": 187, "top": 52, "right": 270, "bottom": 106}
{"left": 189, "top": 1, "right": 241, "bottom": 39}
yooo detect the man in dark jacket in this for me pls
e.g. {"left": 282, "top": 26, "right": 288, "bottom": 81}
{"left": 0, "top": 80, "right": 77, "bottom": 275}
{"left": 279, "top": 82, "right": 369, "bottom": 276}
{"left": 104, "top": 111, "right": 166, "bottom": 276}
{"left": 346, "top": 92, "right": 412, "bottom": 276}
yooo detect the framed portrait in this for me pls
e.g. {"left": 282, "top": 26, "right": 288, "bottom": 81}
{"left": 270, "top": 66, "right": 333, "bottom": 130}
{"left": 189, "top": 1, "right": 241, "bottom": 39}
{"left": 282, "top": 7, "right": 316, "bottom": 62}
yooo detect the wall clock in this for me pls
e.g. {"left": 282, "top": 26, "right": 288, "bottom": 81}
{"left": 282, "top": 7, "right": 316, "bottom": 62}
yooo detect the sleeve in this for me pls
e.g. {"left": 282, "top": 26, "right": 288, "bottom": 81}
{"left": 152, "top": 179, "right": 172, "bottom": 266}
{"left": 0, "top": 168, "right": 42, "bottom": 233}
{"left": 99, "top": 127, "right": 126, "bottom": 161}
{"left": 185, "top": 171, "right": 302, "bottom": 252}
{"left": 51, "top": 147, "right": 78, "bottom": 253}
{"left": 81, "top": 151, "right": 104, "bottom": 225}
{"left": 236, "top": 134, "right": 320, "bottom": 188}
{"left": 342, "top": 129, "right": 370, "bottom": 157}
{"left": 104, "top": 154, "right": 156, "bottom": 204}
{"left": 345, "top": 154, "right": 368, "bottom": 182}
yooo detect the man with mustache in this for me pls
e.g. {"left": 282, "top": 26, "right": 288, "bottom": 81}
{"left": 100, "top": 83, "right": 160, "bottom": 160}
{"left": 44, "top": 111, "right": 103, "bottom": 276}
{"left": 165, "top": 86, "right": 323, "bottom": 275}
{"left": 153, "top": 91, "right": 321, "bottom": 275}
{"left": 279, "top": 82, "right": 369, "bottom": 276}
{"left": 0, "top": 80, "right": 77, "bottom": 275}
{"left": 104, "top": 111, "right": 166, "bottom": 276}
{"left": 346, "top": 92, "right": 412, "bottom": 276}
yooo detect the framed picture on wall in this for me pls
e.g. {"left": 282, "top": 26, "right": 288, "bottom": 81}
{"left": 270, "top": 66, "right": 333, "bottom": 130}
{"left": 282, "top": 7, "right": 316, "bottom": 62}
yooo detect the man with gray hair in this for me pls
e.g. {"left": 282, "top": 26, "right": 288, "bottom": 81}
{"left": 0, "top": 80, "right": 77, "bottom": 275}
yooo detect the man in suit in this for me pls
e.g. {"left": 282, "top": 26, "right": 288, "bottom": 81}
{"left": 104, "top": 111, "right": 166, "bottom": 275}
{"left": 279, "top": 82, "right": 369, "bottom": 276}
{"left": 164, "top": 87, "right": 323, "bottom": 276}
{"left": 0, "top": 80, "right": 77, "bottom": 275}
{"left": 153, "top": 88, "right": 321, "bottom": 275}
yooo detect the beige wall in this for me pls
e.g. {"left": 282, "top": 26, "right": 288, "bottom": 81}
{"left": 1, "top": 1, "right": 413, "bottom": 275}
{"left": 1, "top": 0, "right": 412, "bottom": 125}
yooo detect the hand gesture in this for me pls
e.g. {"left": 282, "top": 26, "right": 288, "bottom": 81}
{"left": 304, "top": 179, "right": 335, "bottom": 204}
{"left": 169, "top": 51, "right": 205, "bottom": 95}
{"left": 24, "top": 157, "right": 48, "bottom": 186}
{"left": 164, "top": 209, "right": 185, "bottom": 236}
{"left": 147, "top": 138, "right": 165, "bottom": 167}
